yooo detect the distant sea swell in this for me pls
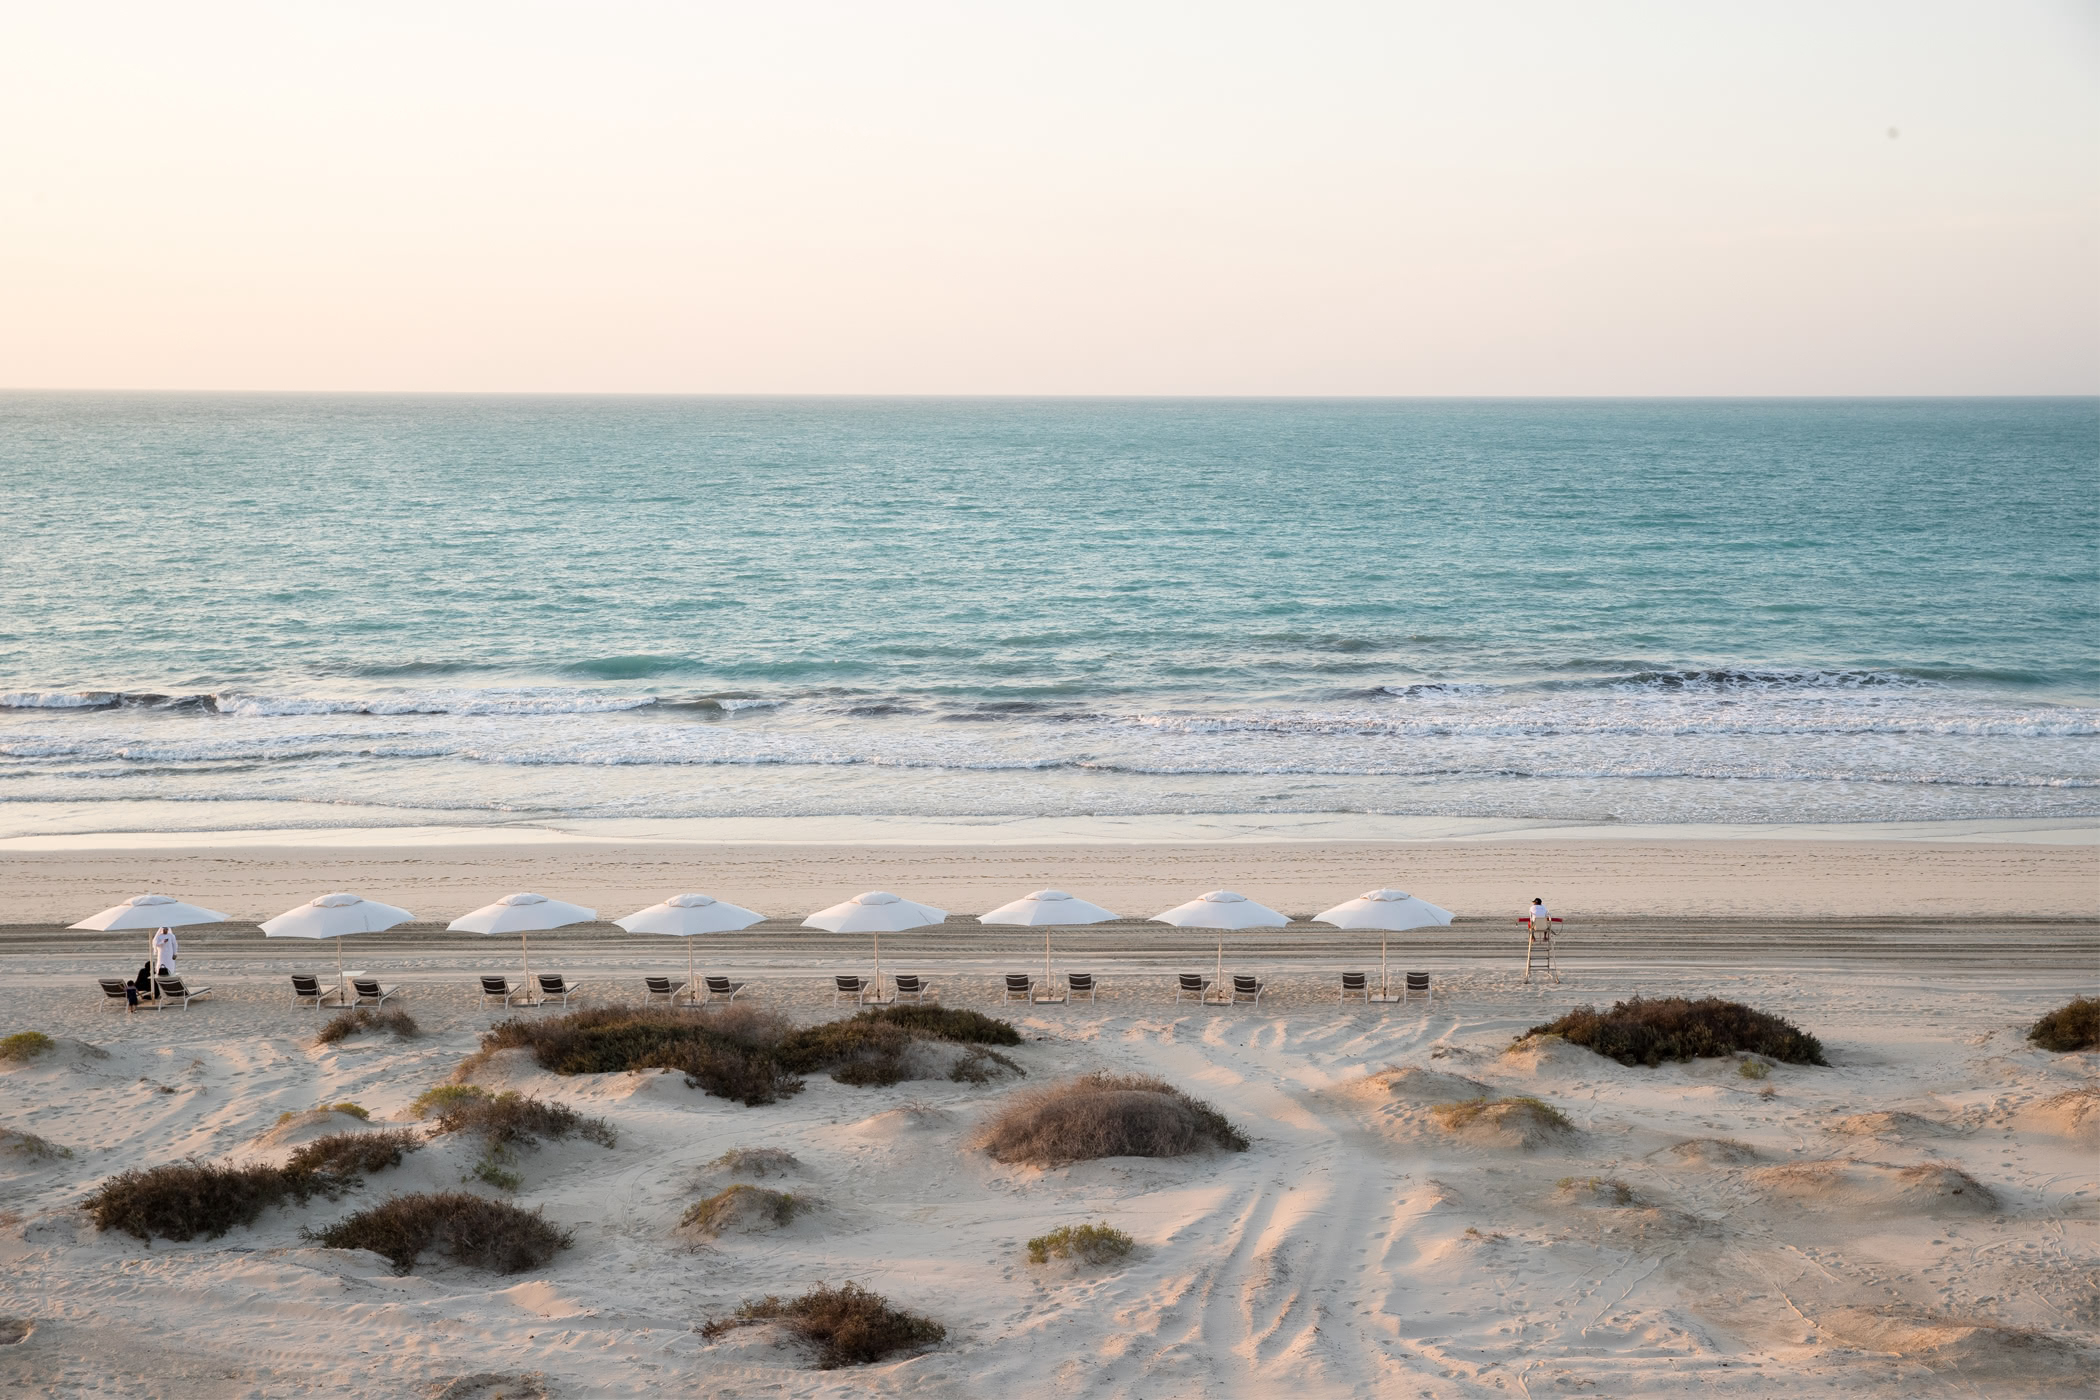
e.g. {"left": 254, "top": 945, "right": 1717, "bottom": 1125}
{"left": 0, "top": 395, "right": 2093, "bottom": 832}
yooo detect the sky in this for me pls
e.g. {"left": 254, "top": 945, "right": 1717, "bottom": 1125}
{"left": 1, "top": 1, "right": 2094, "bottom": 395}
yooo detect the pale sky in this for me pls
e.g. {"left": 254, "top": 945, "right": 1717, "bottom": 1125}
{"left": 1, "top": 1, "right": 2093, "bottom": 394}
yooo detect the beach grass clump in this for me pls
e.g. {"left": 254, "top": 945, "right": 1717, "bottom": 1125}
{"left": 1738, "top": 1057, "right": 1772, "bottom": 1080}
{"left": 1526, "top": 997, "right": 1827, "bottom": 1067}
{"left": 974, "top": 1072, "right": 1250, "bottom": 1167}
{"left": 707, "top": 1147, "right": 801, "bottom": 1178}
{"left": 0, "top": 1032, "right": 55, "bottom": 1063}
{"left": 2, "top": 1128, "right": 72, "bottom": 1161}
{"left": 701, "top": 1282, "right": 944, "bottom": 1369}
{"left": 309, "top": 1192, "right": 570, "bottom": 1274}
{"left": 1025, "top": 1221, "right": 1135, "bottom": 1266}
{"left": 315, "top": 1009, "right": 419, "bottom": 1045}
{"left": 1433, "top": 1095, "right": 1573, "bottom": 1131}
{"left": 681, "top": 1184, "right": 800, "bottom": 1234}
{"left": 411, "top": 1084, "right": 489, "bottom": 1118}
{"left": 2027, "top": 997, "right": 2099, "bottom": 1053}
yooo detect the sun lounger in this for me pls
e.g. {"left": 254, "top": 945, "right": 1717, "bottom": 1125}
{"left": 350, "top": 977, "right": 399, "bottom": 1007}
{"left": 892, "top": 973, "right": 935, "bottom": 1004}
{"left": 1340, "top": 971, "right": 1369, "bottom": 1003}
{"left": 642, "top": 975, "right": 681, "bottom": 1005}
{"left": 1231, "top": 974, "right": 1264, "bottom": 1007}
{"left": 1175, "top": 973, "right": 1212, "bottom": 1003}
{"left": 479, "top": 974, "right": 535, "bottom": 1007}
{"left": 833, "top": 974, "right": 869, "bottom": 1006}
{"left": 1402, "top": 971, "right": 1431, "bottom": 1004}
{"left": 291, "top": 973, "right": 343, "bottom": 1009}
{"left": 536, "top": 973, "right": 581, "bottom": 1006}
{"left": 1066, "top": 972, "right": 1096, "bottom": 1003}
{"left": 1002, "top": 973, "right": 1034, "bottom": 1003}
{"left": 704, "top": 975, "right": 747, "bottom": 1003}
{"left": 98, "top": 977, "right": 134, "bottom": 1009}
{"left": 153, "top": 976, "right": 212, "bottom": 1008}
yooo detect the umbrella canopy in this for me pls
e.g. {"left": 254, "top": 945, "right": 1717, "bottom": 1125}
{"left": 447, "top": 892, "right": 597, "bottom": 990}
{"left": 978, "top": 889, "right": 1118, "bottom": 926}
{"left": 1150, "top": 890, "right": 1288, "bottom": 998}
{"left": 802, "top": 891, "right": 946, "bottom": 933}
{"left": 1311, "top": 888, "right": 1454, "bottom": 931}
{"left": 261, "top": 892, "right": 416, "bottom": 989}
{"left": 1312, "top": 887, "right": 1454, "bottom": 998}
{"left": 262, "top": 892, "right": 416, "bottom": 939}
{"left": 981, "top": 889, "right": 1119, "bottom": 1003}
{"left": 1149, "top": 889, "right": 1288, "bottom": 929}
{"left": 803, "top": 891, "right": 945, "bottom": 998}
{"left": 70, "top": 893, "right": 231, "bottom": 931}
{"left": 614, "top": 892, "right": 766, "bottom": 936}
{"left": 615, "top": 893, "right": 766, "bottom": 992}
{"left": 448, "top": 892, "right": 597, "bottom": 935}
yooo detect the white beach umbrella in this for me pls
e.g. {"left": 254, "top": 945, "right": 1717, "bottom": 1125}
{"left": 1313, "top": 888, "right": 1454, "bottom": 996}
{"left": 614, "top": 892, "right": 766, "bottom": 991}
{"left": 70, "top": 893, "right": 231, "bottom": 931}
{"left": 980, "top": 889, "right": 1119, "bottom": 995}
{"left": 72, "top": 893, "right": 233, "bottom": 972}
{"left": 1149, "top": 890, "right": 1289, "bottom": 995}
{"left": 261, "top": 892, "right": 416, "bottom": 990}
{"left": 802, "top": 891, "right": 946, "bottom": 997}
{"left": 447, "top": 892, "right": 598, "bottom": 989}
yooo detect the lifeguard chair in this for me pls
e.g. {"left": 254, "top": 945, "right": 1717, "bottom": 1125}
{"left": 1518, "top": 914, "right": 1562, "bottom": 984}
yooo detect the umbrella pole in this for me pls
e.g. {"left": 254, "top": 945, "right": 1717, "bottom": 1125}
{"left": 873, "top": 930, "right": 881, "bottom": 1000}
{"left": 689, "top": 939, "right": 697, "bottom": 1002}
{"left": 1381, "top": 937, "right": 1388, "bottom": 997}
{"left": 337, "top": 935, "right": 346, "bottom": 1003}
{"left": 1044, "top": 928, "right": 1052, "bottom": 996}
{"left": 1215, "top": 933, "right": 1223, "bottom": 1003}
{"left": 522, "top": 930, "right": 532, "bottom": 995}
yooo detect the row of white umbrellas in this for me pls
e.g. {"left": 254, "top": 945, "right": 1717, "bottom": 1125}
{"left": 71, "top": 886, "right": 1455, "bottom": 991}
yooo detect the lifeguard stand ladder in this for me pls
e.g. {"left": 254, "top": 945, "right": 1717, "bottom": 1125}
{"left": 1518, "top": 917, "right": 1563, "bottom": 985}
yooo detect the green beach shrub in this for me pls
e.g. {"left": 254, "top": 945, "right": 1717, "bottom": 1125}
{"left": 701, "top": 1282, "right": 944, "bottom": 1368}
{"left": 0, "top": 1032, "right": 55, "bottom": 1063}
{"left": 974, "top": 1072, "right": 1249, "bottom": 1167}
{"left": 309, "top": 1192, "right": 570, "bottom": 1274}
{"left": 1526, "top": 997, "right": 1827, "bottom": 1067}
{"left": 411, "top": 1084, "right": 489, "bottom": 1118}
{"left": 2027, "top": 997, "right": 2099, "bottom": 1053}
{"left": 681, "top": 1184, "right": 800, "bottom": 1234}
{"left": 1025, "top": 1221, "right": 1135, "bottom": 1266}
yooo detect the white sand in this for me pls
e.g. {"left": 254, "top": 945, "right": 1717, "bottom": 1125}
{"left": 2, "top": 950, "right": 2094, "bottom": 1397}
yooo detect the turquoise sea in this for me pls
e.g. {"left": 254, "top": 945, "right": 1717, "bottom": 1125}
{"left": 1, "top": 395, "right": 2094, "bottom": 835}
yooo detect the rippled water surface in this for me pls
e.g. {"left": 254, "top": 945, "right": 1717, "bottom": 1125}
{"left": 1, "top": 394, "right": 2093, "bottom": 832}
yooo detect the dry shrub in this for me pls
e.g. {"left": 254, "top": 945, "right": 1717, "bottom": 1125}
{"left": 0, "top": 1032, "right": 54, "bottom": 1063}
{"left": 463, "top": 1004, "right": 1023, "bottom": 1103}
{"left": 1556, "top": 1176, "right": 1639, "bottom": 1206}
{"left": 2027, "top": 997, "right": 2099, "bottom": 1053}
{"left": 463, "top": 1006, "right": 802, "bottom": 1106}
{"left": 285, "top": 1129, "right": 423, "bottom": 1178}
{"left": 702, "top": 1281, "right": 944, "bottom": 1368}
{"left": 681, "top": 1184, "right": 799, "bottom": 1234}
{"left": 1026, "top": 1222, "right": 1135, "bottom": 1265}
{"left": 1434, "top": 1095, "right": 1572, "bottom": 1130}
{"left": 974, "top": 1072, "right": 1249, "bottom": 1167}
{"left": 1527, "top": 997, "right": 1827, "bottom": 1067}
{"left": 856, "top": 1006, "right": 1021, "bottom": 1046}
{"left": 430, "top": 1092, "right": 616, "bottom": 1151}
{"left": 309, "top": 1191, "right": 570, "bottom": 1274}
{"left": 86, "top": 1162, "right": 326, "bottom": 1241}
{"left": 86, "top": 1125, "right": 424, "bottom": 1241}
{"left": 315, "top": 1009, "right": 419, "bottom": 1045}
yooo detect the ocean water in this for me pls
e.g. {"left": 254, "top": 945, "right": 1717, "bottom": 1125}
{"left": 1, "top": 394, "right": 2094, "bottom": 836}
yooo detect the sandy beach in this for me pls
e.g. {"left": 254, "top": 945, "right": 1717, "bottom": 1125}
{"left": 2, "top": 837, "right": 2095, "bottom": 1397}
